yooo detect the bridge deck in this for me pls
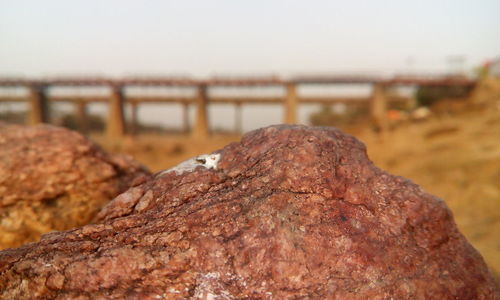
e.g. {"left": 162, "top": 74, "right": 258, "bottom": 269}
{"left": 0, "top": 74, "right": 475, "bottom": 138}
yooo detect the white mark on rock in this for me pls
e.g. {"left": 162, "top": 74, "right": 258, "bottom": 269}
{"left": 206, "top": 293, "right": 216, "bottom": 300}
{"left": 158, "top": 153, "right": 221, "bottom": 176}
{"left": 193, "top": 272, "right": 237, "bottom": 299}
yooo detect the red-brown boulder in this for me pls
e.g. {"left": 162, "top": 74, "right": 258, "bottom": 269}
{"left": 0, "top": 123, "right": 150, "bottom": 249}
{"left": 0, "top": 125, "right": 497, "bottom": 299}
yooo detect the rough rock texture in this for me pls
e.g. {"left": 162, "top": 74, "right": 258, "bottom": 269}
{"left": 0, "top": 123, "right": 150, "bottom": 249}
{"left": 0, "top": 125, "right": 497, "bottom": 299}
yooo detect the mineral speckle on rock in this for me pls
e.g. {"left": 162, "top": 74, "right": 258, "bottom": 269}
{"left": 0, "top": 125, "right": 498, "bottom": 299}
{"left": 0, "top": 123, "right": 150, "bottom": 249}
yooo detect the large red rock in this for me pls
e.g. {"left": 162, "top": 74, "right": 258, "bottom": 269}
{"left": 0, "top": 123, "right": 150, "bottom": 249}
{"left": 0, "top": 125, "right": 497, "bottom": 299}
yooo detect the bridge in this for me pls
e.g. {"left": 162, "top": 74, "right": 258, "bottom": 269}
{"left": 0, "top": 74, "right": 476, "bottom": 138}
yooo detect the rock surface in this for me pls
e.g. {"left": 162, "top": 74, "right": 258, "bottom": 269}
{"left": 0, "top": 123, "right": 150, "bottom": 249}
{"left": 0, "top": 125, "right": 497, "bottom": 299}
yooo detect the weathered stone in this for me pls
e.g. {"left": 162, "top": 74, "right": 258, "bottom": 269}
{"left": 0, "top": 123, "right": 150, "bottom": 249}
{"left": 0, "top": 125, "right": 497, "bottom": 299}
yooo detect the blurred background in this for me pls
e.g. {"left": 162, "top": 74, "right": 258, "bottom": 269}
{"left": 0, "top": 0, "right": 499, "bottom": 279}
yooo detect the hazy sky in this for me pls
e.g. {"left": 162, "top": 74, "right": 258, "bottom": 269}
{"left": 1, "top": 0, "right": 500, "bottom": 78}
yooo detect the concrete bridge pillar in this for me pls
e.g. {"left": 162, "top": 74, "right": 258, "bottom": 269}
{"left": 284, "top": 83, "right": 298, "bottom": 124}
{"left": 234, "top": 102, "right": 242, "bottom": 134}
{"left": 182, "top": 102, "right": 190, "bottom": 133}
{"left": 107, "top": 85, "right": 126, "bottom": 137}
{"left": 370, "top": 83, "right": 388, "bottom": 134}
{"left": 75, "top": 101, "right": 88, "bottom": 133}
{"left": 130, "top": 102, "right": 138, "bottom": 135}
{"left": 192, "top": 84, "right": 209, "bottom": 139}
{"left": 28, "top": 84, "right": 50, "bottom": 125}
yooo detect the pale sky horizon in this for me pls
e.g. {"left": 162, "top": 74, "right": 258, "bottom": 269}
{"left": 1, "top": 0, "right": 500, "bottom": 78}
{"left": 1, "top": 0, "right": 500, "bottom": 132}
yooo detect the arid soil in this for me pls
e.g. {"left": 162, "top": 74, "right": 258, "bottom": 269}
{"left": 92, "top": 108, "right": 500, "bottom": 281}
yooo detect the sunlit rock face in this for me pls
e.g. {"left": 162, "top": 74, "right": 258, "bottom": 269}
{"left": 0, "top": 125, "right": 497, "bottom": 299}
{"left": 0, "top": 123, "right": 150, "bottom": 249}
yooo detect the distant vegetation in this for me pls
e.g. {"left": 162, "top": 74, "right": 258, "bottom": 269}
{"left": 309, "top": 100, "right": 410, "bottom": 128}
{"left": 0, "top": 111, "right": 26, "bottom": 124}
{"left": 0, "top": 111, "right": 178, "bottom": 134}
{"left": 59, "top": 113, "right": 172, "bottom": 134}
{"left": 309, "top": 104, "right": 370, "bottom": 128}
{"left": 415, "top": 85, "right": 471, "bottom": 107}
{"left": 58, "top": 114, "right": 106, "bottom": 132}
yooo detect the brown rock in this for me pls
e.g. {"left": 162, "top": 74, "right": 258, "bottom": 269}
{"left": 0, "top": 123, "right": 150, "bottom": 249}
{"left": 0, "top": 125, "right": 497, "bottom": 299}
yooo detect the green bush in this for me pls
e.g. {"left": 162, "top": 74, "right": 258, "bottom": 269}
{"left": 416, "top": 85, "right": 470, "bottom": 107}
